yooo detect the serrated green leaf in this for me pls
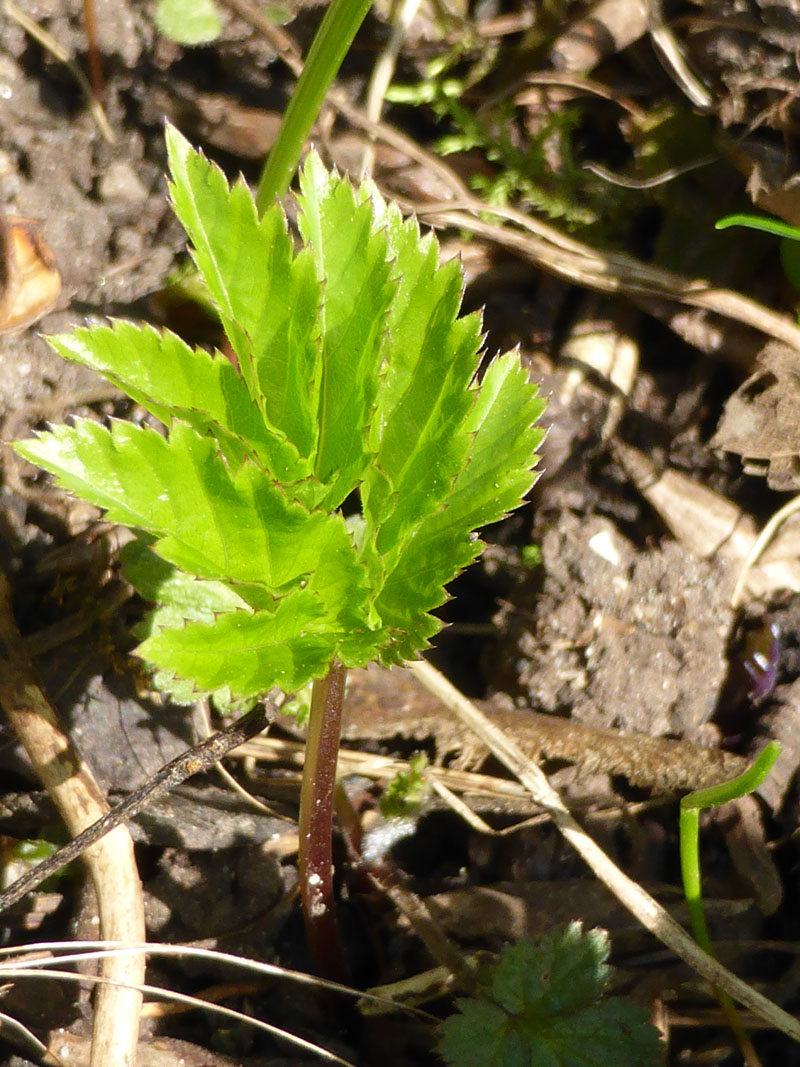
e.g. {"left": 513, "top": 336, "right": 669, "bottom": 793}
{"left": 14, "top": 418, "right": 363, "bottom": 593}
{"left": 165, "top": 126, "right": 322, "bottom": 460}
{"left": 491, "top": 925, "right": 607, "bottom": 1016}
{"left": 49, "top": 323, "right": 310, "bottom": 483}
{"left": 365, "top": 191, "right": 467, "bottom": 418}
{"left": 18, "top": 135, "right": 547, "bottom": 701}
{"left": 438, "top": 1000, "right": 525, "bottom": 1067}
{"left": 444, "top": 352, "right": 547, "bottom": 529}
{"left": 361, "top": 200, "right": 484, "bottom": 556}
{"left": 121, "top": 537, "right": 253, "bottom": 622}
{"left": 437, "top": 926, "right": 662, "bottom": 1067}
{"left": 296, "top": 153, "right": 395, "bottom": 507}
{"left": 373, "top": 353, "right": 545, "bottom": 661}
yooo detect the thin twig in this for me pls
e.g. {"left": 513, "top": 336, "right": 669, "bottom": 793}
{"left": 3, "top": 0, "right": 115, "bottom": 144}
{"left": 219, "top": 0, "right": 800, "bottom": 354}
{"left": 0, "top": 694, "right": 279, "bottom": 913}
{"left": 731, "top": 494, "right": 800, "bottom": 609}
{"left": 4, "top": 967, "right": 357, "bottom": 1067}
{"left": 643, "top": 0, "right": 712, "bottom": 109}
{"left": 195, "top": 697, "right": 288, "bottom": 818}
{"left": 0, "top": 939, "right": 433, "bottom": 1016}
{"left": 80, "top": 0, "right": 105, "bottom": 102}
{"left": 408, "top": 204, "right": 800, "bottom": 351}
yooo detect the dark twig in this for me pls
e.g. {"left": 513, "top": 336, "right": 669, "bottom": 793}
{"left": 0, "top": 695, "right": 279, "bottom": 913}
{"left": 81, "top": 0, "right": 105, "bottom": 102}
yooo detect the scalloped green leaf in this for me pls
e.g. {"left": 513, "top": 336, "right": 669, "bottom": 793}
{"left": 166, "top": 125, "right": 322, "bottom": 460}
{"left": 438, "top": 925, "right": 662, "bottom": 1067}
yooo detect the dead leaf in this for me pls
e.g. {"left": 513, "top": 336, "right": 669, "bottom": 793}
{"left": 0, "top": 214, "right": 62, "bottom": 334}
{"left": 711, "top": 342, "right": 800, "bottom": 490}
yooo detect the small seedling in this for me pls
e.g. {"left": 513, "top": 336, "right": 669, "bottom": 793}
{"left": 379, "top": 753, "right": 430, "bottom": 819}
{"left": 680, "top": 740, "right": 780, "bottom": 1064}
{"left": 437, "top": 922, "right": 662, "bottom": 1067}
{"left": 14, "top": 127, "right": 545, "bottom": 972}
{"left": 716, "top": 213, "right": 800, "bottom": 293}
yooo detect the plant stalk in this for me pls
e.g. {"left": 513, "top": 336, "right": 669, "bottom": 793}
{"left": 298, "top": 659, "right": 348, "bottom": 978}
{"left": 256, "top": 0, "right": 374, "bottom": 210}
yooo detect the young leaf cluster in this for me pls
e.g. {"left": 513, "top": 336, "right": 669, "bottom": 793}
{"left": 15, "top": 127, "right": 545, "bottom": 701}
{"left": 437, "top": 923, "right": 662, "bottom": 1067}
{"left": 379, "top": 753, "right": 430, "bottom": 818}
{"left": 388, "top": 76, "right": 597, "bottom": 226}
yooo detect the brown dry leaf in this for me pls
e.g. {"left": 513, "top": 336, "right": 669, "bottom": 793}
{"left": 0, "top": 215, "right": 62, "bottom": 334}
{"left": 711, "top": 342, "right": 800, "bottom": 490}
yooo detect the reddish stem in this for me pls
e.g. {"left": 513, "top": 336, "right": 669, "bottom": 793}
{"left": 81, "top": 0, "right": 105, "bottom": 101}
{"left": 298, "top": 659, "right": 348, "bottom": 979}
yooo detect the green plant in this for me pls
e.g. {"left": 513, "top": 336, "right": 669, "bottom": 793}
{"left": 14, "top": 127, "right": 545, "bottom": 973}
{"left": 152, "top": 0, "right": 293, "bottom": 47}
{"left": 154, "top": 0, "right": 223, "bottom": 46}
{"left": 388, "top": 72, "right": 597, "bottom": 226}
{"left": 679, "top": 740, "right": 780, "bottom": 1064}
{"left": 437, "top": 923, "right": 662, "bottom": 1067}
{"left": 379, "top": 753, "right": 430, "bottom": 818}
{"left": 256, "top": 0, "right": 374, "bottom": 209}
{"left": 716, "top": 213, "right": 800, "bottom": 292}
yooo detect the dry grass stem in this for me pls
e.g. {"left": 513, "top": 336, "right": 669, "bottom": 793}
{"left": 0, "top": 578, "right": 145, "bottom": 1067}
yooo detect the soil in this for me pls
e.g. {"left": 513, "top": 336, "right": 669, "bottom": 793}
{"left": 1, "top": 1, "right": 800, "bottom": 1064}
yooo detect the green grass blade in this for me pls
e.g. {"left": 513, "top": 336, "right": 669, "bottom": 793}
{"left": 716, "top": 214, "right": 800, "bottom": 241}
{"left": 255, "top": 0, "right": 374, "bottom": 210}
{"left": 678, "top": 741, "right": 781, "bottom": 1062}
